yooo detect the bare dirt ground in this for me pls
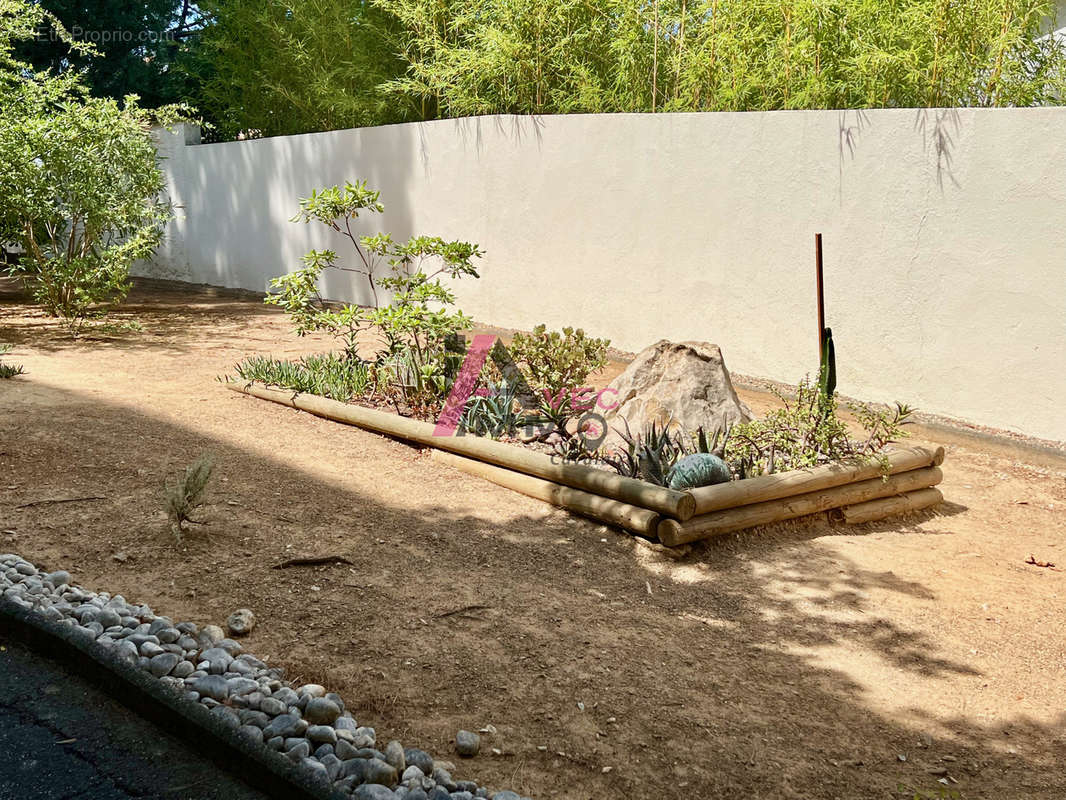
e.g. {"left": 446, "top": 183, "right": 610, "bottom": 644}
{"left": 1, "top": 279, "right": 1064, "bottom": 800}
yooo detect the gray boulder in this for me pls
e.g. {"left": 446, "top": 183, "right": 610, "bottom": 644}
{"left": 604, "top": 340, "right": 750, "bottom": 442}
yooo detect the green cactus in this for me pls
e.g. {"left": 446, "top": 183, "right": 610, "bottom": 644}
{"left": 667, "top": 452, "right": 732, "bottom": 490}
{"left": 818, "top": 326, "right": 837, "bottom": 404}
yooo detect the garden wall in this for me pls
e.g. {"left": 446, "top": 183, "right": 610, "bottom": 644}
{"left": 146, "top": 109, "right": 1066, "bottom": 443}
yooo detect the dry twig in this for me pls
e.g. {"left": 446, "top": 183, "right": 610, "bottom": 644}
{"left": 272, "top": 555, "right": 354, "bottom": 569}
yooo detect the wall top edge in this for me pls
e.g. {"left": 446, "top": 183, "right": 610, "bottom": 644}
{"left": 155, "top": 105, "right": 1066, "bottom": 148}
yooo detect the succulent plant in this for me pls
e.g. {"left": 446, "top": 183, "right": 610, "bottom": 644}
{"left": 601, "top": 419, "right": 733, "bottom": 488}
{"left": 667, "top": 452, "right": 732, "bottom": 490}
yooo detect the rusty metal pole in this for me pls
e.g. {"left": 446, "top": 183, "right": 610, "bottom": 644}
{"left": 815, "top": 233, "right": 825, "bottom": 359}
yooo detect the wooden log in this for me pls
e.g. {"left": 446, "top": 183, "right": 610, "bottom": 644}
{"left": 431, "top": 450, "right": 661, "bottom": 536}
{"left": 658, "top": 466, "right": 943, "bottom": 546}
{"left": 227, "top": 382, "right": 694, "bottom": 520}
{"left": 839, "top": 487, "right": 943, "bottom": 525}
{"left": 686, "top": 446, "right": 944, "bottom": 516}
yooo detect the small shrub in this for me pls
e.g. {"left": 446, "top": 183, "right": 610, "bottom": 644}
{"left": 508, "top": 325, "right": 609, "bottom": 398}
{"left": 2, "top": 95, "right": 183, "bottom": 330}
{"left": 165, "top": 453, "right": 215, "bottom": 540}
{"left": 265, "top": 181, "right": 482, "bottom": 410}
{"left": 0, "top": 345, "right": 24, "bottom": 378}
{"left": 501, "top": 325, "right": 610, "bottom": 446}
{"left": 725, "top": 376, "right": 913, "bottom": 478}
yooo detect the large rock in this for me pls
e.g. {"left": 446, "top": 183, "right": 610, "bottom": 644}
{"left": 604, "top": 340, "right": 750, "bottom": 440}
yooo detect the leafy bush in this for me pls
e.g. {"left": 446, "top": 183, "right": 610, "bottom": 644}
{"left": 500, "top": 325, "right": 610, "bottom": 445}
{"left": 165, "top": 453, "right": 215, "bottom": 540}
{"left": 265, "top": 181, "right": 482, "bottom": 411}
{"left": 725, "top": 377, "right": 913, "bottom": 478}
{"left": 3, "top": 99, "right": 173, "bottom": 328}
{"left": 0, "top": 2, "right": 182, "bottom": 331}
{"left": 0, "top": 344, "right": 24, "bottom": 378}
{"left": 509, "top": 325, "right": 609, "bottom": 397}
{"left": 232, "top": 353, "right": 370, "bottom": 401}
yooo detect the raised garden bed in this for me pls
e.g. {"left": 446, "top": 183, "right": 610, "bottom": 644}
{"left": 228, "top": 382, "right": 945, "bottom": 546}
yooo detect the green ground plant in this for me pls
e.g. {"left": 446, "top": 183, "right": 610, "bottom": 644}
{"left": 898, "top": 784, "right": 962, "bottom": 800}
{"left": 508, "top": 325, "right": 610, "bottom": 399}
{"left": 601, "top": 373, "right": 912, "bottom": 483}
{"left": 724, "top": 376, "right": 913, "bottom": 478}
{"left": 502, "top": 324, "right": 610, "bottom": 447}
{"left": 459, "top": 377, "right": 524, "bottom": 439}
{"left": 231, "top": 353, "right": 371, "bottom": 402}
{"left": 600, "top": 420, "right": 725, "bottom": 486}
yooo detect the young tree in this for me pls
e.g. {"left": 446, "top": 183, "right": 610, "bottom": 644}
{"left": 0, "top": 1, "right": 179, "bottom": 330}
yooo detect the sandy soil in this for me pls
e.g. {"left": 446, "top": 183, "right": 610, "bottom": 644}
{"left": 1, "top": 280, "right": 1064, "bottom": 800}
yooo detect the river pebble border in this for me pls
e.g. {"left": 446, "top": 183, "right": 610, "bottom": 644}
{"left": 0, "top": 554, "right": 529, "bottom": 800}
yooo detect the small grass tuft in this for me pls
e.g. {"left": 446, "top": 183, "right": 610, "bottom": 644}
{"left": 0, "top": 344, "right": 24, "bottom": 378}
{"left": 165, "top": 453, "right": 216, "bottom": 540}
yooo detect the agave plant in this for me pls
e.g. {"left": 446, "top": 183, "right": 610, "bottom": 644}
{"left": 460, "top": 378, "right": 525, "bottom": 439}
{"left": 601, "top": 419, "right": 734, "bottom": 488}
{"left": 601, "top": 419, "right": 682, "bottom": 485}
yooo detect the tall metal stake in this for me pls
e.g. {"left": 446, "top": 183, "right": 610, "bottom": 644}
{"left": 815, "top": 233, "right": 826, "bottom": 359}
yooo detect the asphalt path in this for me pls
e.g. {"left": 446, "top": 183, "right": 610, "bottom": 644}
{"left": 0, "top": 635, "right": 271, "bottom": 800}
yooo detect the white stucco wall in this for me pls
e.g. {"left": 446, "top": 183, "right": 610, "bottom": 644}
{"left": 146, "top": 110, "right": 1066, "bottom": 443}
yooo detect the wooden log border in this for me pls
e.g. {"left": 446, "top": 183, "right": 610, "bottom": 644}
{"left": 686, "top": 446, "right": 945, "bottom": 515}
{"left": 431, "top": 450, "right": 661, "bottom": 536}
{"left": 228, "top": 382, "right": 946, "bottom": 546}
{"left": 657, "top": 467, "right": 944, "bottom": 546}
{"left": 839, "top": 487, "right": 944, "bottom": 525}
{"left": 226, "top": 382, "right": 694, "bottom": 519}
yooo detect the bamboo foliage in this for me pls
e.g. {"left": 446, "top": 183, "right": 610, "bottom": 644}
{"left": 196, "top": 0, "right": 420, "bottom": 138}
{"left": 375, "top": 0, "right": 1066, "bottom": 117}
{"left": 196, "top": 1, "right": 1065, "bottom": 137}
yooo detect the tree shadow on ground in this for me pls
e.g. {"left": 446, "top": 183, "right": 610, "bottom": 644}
{"left": 1, "top": 377, "right": 1062, "bottom": 800}
{"left": 0, "top": 277, "right": 285, "bottom": 355}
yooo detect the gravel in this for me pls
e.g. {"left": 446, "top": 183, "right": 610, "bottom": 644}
{"left": 0, "top": 554, "right": 530, "bottom": 800}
